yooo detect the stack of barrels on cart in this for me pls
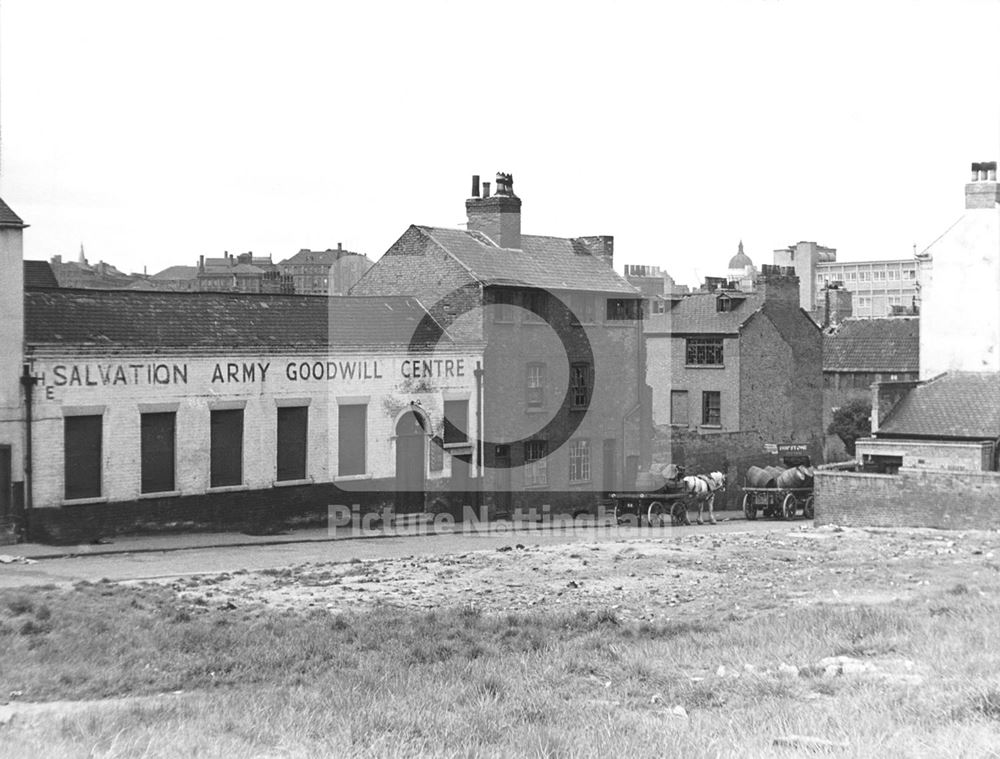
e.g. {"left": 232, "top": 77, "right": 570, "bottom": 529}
{"left": 742, "top": 465, "right": 815, "bottom": 520}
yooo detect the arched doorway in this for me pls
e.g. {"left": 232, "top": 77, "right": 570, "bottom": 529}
{"left": 395, "top": 410, "right": 426, "bottom": 514}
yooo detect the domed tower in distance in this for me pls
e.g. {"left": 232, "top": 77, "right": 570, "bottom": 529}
{"left": 727, "top": 240, "right": 756, "bottom": 290}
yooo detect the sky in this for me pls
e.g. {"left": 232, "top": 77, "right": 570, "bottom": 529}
{"left": 1, "top": 0, "right": 999, "bottom": 287}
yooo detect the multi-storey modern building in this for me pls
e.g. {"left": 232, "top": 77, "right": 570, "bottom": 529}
{"left": 773, "top": 241, "right": 919, "bottom": 319}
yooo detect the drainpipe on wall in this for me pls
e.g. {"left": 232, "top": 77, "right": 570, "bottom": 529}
{"left": 474, "top": 361, "right": 484, "bottom": 477}
{"left": 19, "top": 364, "right": 37, "bottom": 533}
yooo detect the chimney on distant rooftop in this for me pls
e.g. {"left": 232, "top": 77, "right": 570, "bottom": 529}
{"left": 466, "top": 171, "right": 521, "bottom": 248}
{"left": 966, "top": 161, "right": 1000, "bottom": 209}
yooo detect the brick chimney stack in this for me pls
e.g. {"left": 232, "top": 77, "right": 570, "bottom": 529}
{"left": 966, "top": 161, "right": 1000, "bottom": 209}
{"left": 466, "top": 171, "right": 522, "bottom": 248}
{"left": 757, "top": 264, "right": 801, "bottom": 307}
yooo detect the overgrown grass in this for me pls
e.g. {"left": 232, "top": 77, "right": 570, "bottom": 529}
{"left": 3, "top": 581, "right": 1000, "bottom": 757}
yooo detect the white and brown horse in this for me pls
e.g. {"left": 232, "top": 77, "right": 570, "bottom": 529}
{"left": 674, "top": 471, "right": 726, "bottom": 525}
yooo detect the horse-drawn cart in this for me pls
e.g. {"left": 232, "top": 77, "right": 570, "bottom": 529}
{"left": 608, "top": 488, "right": 691, "bottom": 527}
{"left": 741, "top": 464, "right": 815, "bottom": 521}
{"left": 741, "top": 486, "right": 814, "bottom": 520}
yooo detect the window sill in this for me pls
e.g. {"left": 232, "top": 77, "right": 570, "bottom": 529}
{"left": 335, "top": 473, "right": 372, "bottom": 483}
{"left": 273, "top": 477, "right": 314, "bottom": 488}
{"left": 208, "top": 484, "right": 248, "bottom": 493}
{"left": 523, "top": 484, "right": 550, "bottom": 491}
{"left": 525, "top": 407, "right": 548, "bottom": 414}
{"left": 685, "top": 364, "right": 725, "bottom": 369}
{"left": 568, "top": 480, "right": 592, "bottom": 487}
{"left": 62, "top": 496, "right": 108, "bottom": 506}
{"left": 138, "top": 490, "right": 181, "bottom": 500}
{"left": 699, "top": 424, "right": 722, "bottom": 431}
{"left": 443, "top": 441, "right": 471, "bottom": 450}
{"left": 522, "top": 321, "right": 548, "bottom": 327}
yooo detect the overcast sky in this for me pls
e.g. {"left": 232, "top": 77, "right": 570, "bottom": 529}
{"left": 2, "top": 0, "right": 999, "bottom": 286}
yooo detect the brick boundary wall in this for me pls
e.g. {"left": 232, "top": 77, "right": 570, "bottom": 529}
{"left": 814, "top": 467, "right": 1000, "bottom": 529}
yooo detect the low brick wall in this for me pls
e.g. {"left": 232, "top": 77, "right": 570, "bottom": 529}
{"left": 815, "top": 467, "right": 1000, "bottom": 529}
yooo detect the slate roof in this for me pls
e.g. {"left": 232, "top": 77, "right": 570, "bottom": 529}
{"left": 0, "top": 197, "right": 25, "bottom": 228}
{"left": 23, "top": 260, "right": 59, "bottom": 289}
{"left": 152, "top": 266, "right": 199, "bottom": 280}
{"left": 823, "top": 317, "right": 919, "bottom": 372}
{"left": 418, "top": 226, "right": 637, "bottom": 294}
{"left": 280, "top": 248, "right": 356, "bottom": 265}
{"left": 644, "top": 291, "right": 764, "bottom": 335}
{"left": 879, "top": 372, "right": 1000, "bottom": 439}
{"left": 24, "top": 289, "right": 451, "bottom": 350}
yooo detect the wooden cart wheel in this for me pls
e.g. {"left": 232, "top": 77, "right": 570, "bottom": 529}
{"left": 742, "top": 493, "right": 757, "bottom": 520}
{"left": 647, "top": 501, "right": 667, "bottom": 528}
{"left": 782, "top": 493, "right": 798, "bottom": 520}
{"left": 803, "top": 495, "right": 815, "bottom": 519}
{"left": 671, "top": 498, "right": 690, "bottom": 526}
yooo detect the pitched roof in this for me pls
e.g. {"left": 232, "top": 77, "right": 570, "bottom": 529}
{"left": 152, "top": 265, "right": 199, "bottom": 280}
{"left": 0, "top": 197, "right": 25, "bottom": 228}
{"left": 823, "top": 317, "right": 919, "bottom": 372}
{"left": 418, "top": 226, "right": 637, "bottom": 294}
{"left": 280, "top": 248, "right": 356, "bottom": 265}
{"left": 24, "top": 289, "right": 451, "bottom": 351}
{"left": 23, "top": 260, "right": 59, "bottom": 289}
{"left": 644, "top": 291, "right": 764, "bottom": 334}
{"left": 879, "top": 372, "right": 1000, "bottom": 439}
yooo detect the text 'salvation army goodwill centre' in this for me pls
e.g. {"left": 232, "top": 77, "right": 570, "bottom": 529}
{"left": 0, "top": 173, "right": 651, "bottom": 542}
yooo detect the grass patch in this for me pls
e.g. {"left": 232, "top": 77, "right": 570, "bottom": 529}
{"left": 2, "top": 574, "right": 1000, "bottom": 756}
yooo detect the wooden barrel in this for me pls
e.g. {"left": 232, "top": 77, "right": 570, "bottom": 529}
{"left": 776, "top": 467, "right": 806, "bottom": 489}
{"left": 746, "top": 466, "right": 775, "bottom": 488}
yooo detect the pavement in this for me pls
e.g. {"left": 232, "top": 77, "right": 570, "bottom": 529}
{"left": 3, "top": 509, "right": 751, "bottom": 560}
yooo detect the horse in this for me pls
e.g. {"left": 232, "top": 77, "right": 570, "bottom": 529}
{"left": 676, "top": 471, "right": 727, "bottom": 525}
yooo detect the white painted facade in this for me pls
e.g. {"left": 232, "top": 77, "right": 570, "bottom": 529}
{"left": 25, "top": 348, "right": 483, "bottom": 509}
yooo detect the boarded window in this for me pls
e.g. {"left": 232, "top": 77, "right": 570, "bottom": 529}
{"left": 338, "top": 404, "right": 367, "bottom": 476}
{"left": 570, "top": 293, "right": 596, "bottom": 324}
{"left": 210, "top": 409, "right": 243, "bottom": 487}
{"left": 444, "top": 400, "right": 469, "bottom": 445}
{"left": 670, "top": 390, "right": 689, "bottom": 425}
{"left": 276, "top": 406, "right": 308, "bottom": 481}
{"left": 64, "top": 415, "right": 102, "bottom": 500}
{"left": 702, "top": 391, "right": 721, "bottom": 426}
{"left": 141, "top": 412, "right": 175, "bottom": 494}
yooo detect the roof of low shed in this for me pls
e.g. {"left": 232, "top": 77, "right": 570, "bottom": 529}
{"left": 879, "top": 372, "right": 1000, "bottom": 439}
{"left": 824, "top": 317, "right": 919, "bottom": 372}
{"left": 418, "top": 226, "right": 638, "bottom": 294}
{"left": 24, "top": 289, "right": 451, "bottom": 350}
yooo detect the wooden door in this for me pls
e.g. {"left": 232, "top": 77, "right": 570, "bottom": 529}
{"left": 395, "top": 412, "right": 426, "bottom": 514}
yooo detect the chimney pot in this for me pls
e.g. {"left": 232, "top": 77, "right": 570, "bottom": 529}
{"left": 972, "top": 162, "right": 982, "bottom": 181}
{"left": 471, "top": 175, "right": 480, "bottom": 198}
{"left": 483, "top": 181, "right": 491, "bottom": 199}
{"left": 338, "top": 242, "right": 342, "bottom": 251}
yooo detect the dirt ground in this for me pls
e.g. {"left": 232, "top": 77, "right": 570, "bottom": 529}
{"left": 158, "top": 524, "right": 1000, "bottom": 622}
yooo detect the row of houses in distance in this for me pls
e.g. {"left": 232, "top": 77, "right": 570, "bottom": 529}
{"left": 44, "top": 244, "right": 374, "bottom": 296}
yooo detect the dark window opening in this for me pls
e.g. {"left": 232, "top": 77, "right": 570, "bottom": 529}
{"left": 141, "top": 412, "right": 175, "bottom": 494}
{"left": 210, "top": 409, "right": 244, "bottom": 487}
{"left": 338, "top": 404, "right": 367, "bottom": 476}
{"left": 444, "top": 399, "right": 469, "bottom": 444}
{"left": 571, "top": 363, "right": 591, "bottom": 408}
{"left": 276, "top": 406, "right": 308, "bottom": 481}
{"left": 606, "top": 298, "right": 641, "bottom": 320}
{"left": 702, "top": 391, "right": 721, "bottom": 426}
{"left": 524, "top": 440, "right": 548, "bottom": 487}
{"left": 524, "top": 291, "right": 547, "bottom": 321}
{"left": 494, "top": 290, "right": 515, "bottom": 323}
{"left": 65, "top": 415, "right": 102, "bottom": 500}
{"left": 686, "top": 338, "right": 724, "bottom": 365}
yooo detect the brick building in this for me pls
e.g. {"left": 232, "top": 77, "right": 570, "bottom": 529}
{"left": 277, "top": 245, "right": 374, "bottom": 295}
{"left": 822, "top": 316, "right": 919, "bottom": 459}
{"left": 644, "top": 266, "right": 824, "bottom": 496}
{"left": 0, "top": 194, "right": 486, "bottom": 543}
{"left": 351, "top": 172, "right": 650, "bottom": 515}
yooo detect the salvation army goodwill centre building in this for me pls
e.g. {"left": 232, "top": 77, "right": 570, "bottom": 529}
{"left": 0, "top": 200, "right": 485, "bottom": 543}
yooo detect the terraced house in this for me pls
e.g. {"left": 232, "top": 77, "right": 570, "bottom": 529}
{"left": 351, "top": 172, "right": 650, "bottom": 516}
